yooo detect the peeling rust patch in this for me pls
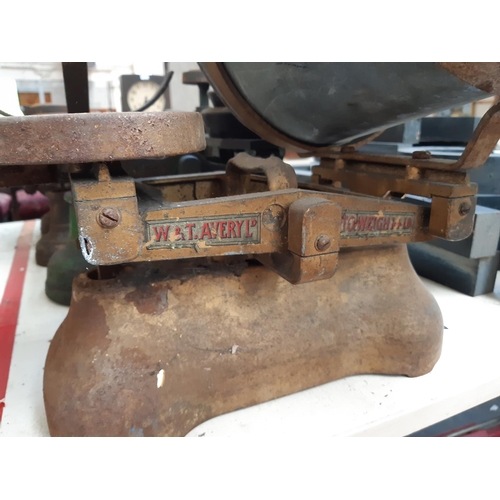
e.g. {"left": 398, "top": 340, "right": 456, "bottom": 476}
{"left": 124, "top": 284, "right": 169, "bottom": 315}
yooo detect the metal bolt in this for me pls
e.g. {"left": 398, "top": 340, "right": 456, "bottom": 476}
{"left": 315, "top": 234, "right": 331, "bottom": 252}
{"left": 412, "top": 150, "right": 431, "bottom": 160}
{"left": 459, "top": 202, "right": 471, "bottom": 216}
{"left": 263, "top": 204, "right": 287, "bottom": 232}
{"left": 97, "top": 207, "right": 120, "bottom": 228}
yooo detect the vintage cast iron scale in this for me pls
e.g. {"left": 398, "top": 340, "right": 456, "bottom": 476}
{"left": 1, "top": 62, "right": 500, "bottom": 436}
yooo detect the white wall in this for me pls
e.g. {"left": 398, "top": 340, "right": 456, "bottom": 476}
{"left": 0, "top": 77, "right": 23, "bottom": 115}
{"left": 0, "top": 62, "right": 201, "bottom": 112}
{"left": 168, "top": 62, "right": 201, "bottom": 111}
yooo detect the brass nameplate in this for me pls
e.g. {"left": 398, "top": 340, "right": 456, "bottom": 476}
{"left": 341, "top": 211, "right": 416, "bottom": 238}
{"left": 147, "top": 214, "right": 261, "bottom": 249}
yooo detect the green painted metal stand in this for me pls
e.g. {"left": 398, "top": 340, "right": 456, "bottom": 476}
{"left": 45, "top": 192, "right": 95, "bottom": 306}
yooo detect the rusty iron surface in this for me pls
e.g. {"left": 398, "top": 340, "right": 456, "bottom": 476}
{"left": 257, "top": 251, "right": 339, "bottom": 284}
{"left": 35, "top": 191, "right": 70, "bottom": 266}
{"left": 314, "top": 160, "right": 477, "bottom": 242}
{"left": 438, "top": 62, "right": 500, "bottom": 95}
{"left": 0, "top": 111, "right": 206, "bottom": 166}
{"left": 71, "top": 150, "right": 479, "bottom": 274}
{"left": 43, "top": 244, "right": 443, "bottom": 437}
{"left": 307, "top": 151, "right": 459, "bottom": 170}
{"left": 226, "top": 152, "right": 298, "bottom": 195}
{"left": 70, "top": 152, "right": 455, "bottom": 274}
{"left": 304, "top": 102, "right": 500, "bottom": 173}
{"left": 314, "top": 159, "right": 477, "bottom": 199}
{"left": 287, "top": 197, "right": 340, "bottom": 257}
{"left": 428, "top": 196, "right": 477, "bottom": 240}
{"left": 452, "top": 101, "right": 500, "bottom": 170}
{"left": 72, "top": 178, "right": 434, "bottom": 269}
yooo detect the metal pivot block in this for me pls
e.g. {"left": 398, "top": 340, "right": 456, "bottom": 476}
{"left": 43, "top": 244, "right": 443, "bottom": 437}
{"left": 72, "top": 166, "right": 143, "bottom": 264}
{"left": 257, "top": 197, "right": 341, "bottom": 284}
{"left": 35, "top": 190, "right": 70, "bottom": 267}
{"left": 428, "top": 196, "right": 476, "bottom": 240}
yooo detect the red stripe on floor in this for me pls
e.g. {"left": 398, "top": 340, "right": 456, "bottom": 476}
{"left": 0, "top": 220, "right": 35, "bottom": 422}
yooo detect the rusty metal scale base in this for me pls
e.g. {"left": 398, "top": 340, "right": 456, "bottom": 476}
{"left": 43, "top": 245, "right": 442, "bottom": 437}
{"left": 3, "top": 70, "right": 498, "bottom": 436}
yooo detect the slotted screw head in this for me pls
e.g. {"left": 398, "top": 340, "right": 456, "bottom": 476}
{"left": 97, "top": 207, "right": 120, "bottom": 228}
{"left": 315, "top": 234, "right": 331, "bottom": 252}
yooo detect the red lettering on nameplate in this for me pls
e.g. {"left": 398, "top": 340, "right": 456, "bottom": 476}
{"left": 340, "top": 211, "right": 416, "bottom": 239}
{"left": 147, "top": 214, "right": 261, "bottom": 249}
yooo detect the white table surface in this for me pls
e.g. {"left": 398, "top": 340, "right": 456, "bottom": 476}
{"left": 0, "top": 220, "right": 499, "bottom": 437}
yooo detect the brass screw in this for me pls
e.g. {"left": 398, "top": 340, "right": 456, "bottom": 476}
{"left": 412, "top": 150, "right": 432, "bottom": 160}
{"left": 315, "top": 234, "right": 331, "bottom": 252}
{"left": 459, "top": 202, "right": 471, "bottom": 216}
{"left": 97, "top": 207, "right": 120, "bottom": 228}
